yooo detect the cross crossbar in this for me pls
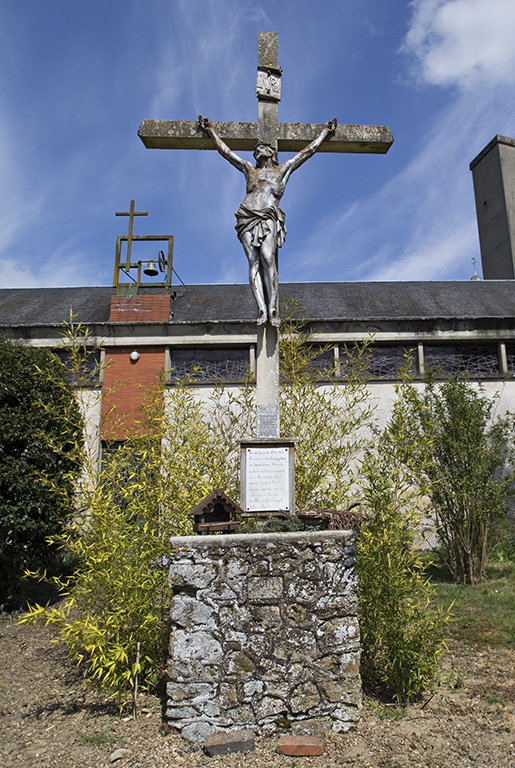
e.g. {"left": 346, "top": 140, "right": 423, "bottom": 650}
{"left": 138, "top": 119, "right": 393, "bottom": 154}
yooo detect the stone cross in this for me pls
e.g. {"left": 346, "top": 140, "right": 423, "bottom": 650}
{"left": 138, "top": 34, "right": 393, "bottom": 156}
{"left": 138, "top": 32, "right": 393, "bottom": 438}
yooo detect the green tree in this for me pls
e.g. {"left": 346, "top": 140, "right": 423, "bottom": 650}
{"left": 404, "top": 373, "right": 515, "bottom": 584}
{"left": 0, "top": 337, "right": 84, "bottom": 608}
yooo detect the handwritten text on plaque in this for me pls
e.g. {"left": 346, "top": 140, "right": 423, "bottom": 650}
{"left": 245, "top": 447, "right": 290, "bottom": 512}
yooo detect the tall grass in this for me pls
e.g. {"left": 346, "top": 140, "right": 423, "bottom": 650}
{"left": 429, "top": 560, "right": 515, "bottom": 647}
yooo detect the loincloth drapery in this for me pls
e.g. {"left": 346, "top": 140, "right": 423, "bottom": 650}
{"left": 235, "top": 204, "right": 287, "bottom": 249}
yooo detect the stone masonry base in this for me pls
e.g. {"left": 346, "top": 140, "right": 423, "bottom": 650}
{"left": 166, "top": 530, "right": 361, "bottom": 742}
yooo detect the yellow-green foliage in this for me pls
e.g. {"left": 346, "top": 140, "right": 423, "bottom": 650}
{"left": 279, "top": 302, "right": 375, "bottom": 509}
{"left": 357, "top": 369, "right": 451, "bottom": 702}
{"left": 22, "top": 377, "right": 245, "bottom": 703}
{"left": 22, "top": 324, "right": 449, "bottom": 705}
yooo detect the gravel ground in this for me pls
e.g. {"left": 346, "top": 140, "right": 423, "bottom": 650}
{"left": 0, "top": 617, "right": 513, "bottom": 768}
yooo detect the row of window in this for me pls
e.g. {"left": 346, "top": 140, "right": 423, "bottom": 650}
{"left": 54, "top": 341, "right": 515, "bottom": 385}
{"left": 170, "top": 342, "right": 515, "bottom": 382}
{"left": 168, "top": 342, "right": 514, "bottom": 382}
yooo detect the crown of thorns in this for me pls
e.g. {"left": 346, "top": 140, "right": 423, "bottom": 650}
{"left": 253, "top": 142, "right": 278, "bottom": 164}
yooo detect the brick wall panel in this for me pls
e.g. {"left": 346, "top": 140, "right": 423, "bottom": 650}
{"left": 101, "top": 346, "right": 165, "bottom": 439}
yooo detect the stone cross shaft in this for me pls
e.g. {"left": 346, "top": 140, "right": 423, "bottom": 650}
{"left": 138, "top": 32, "right": 393, "bottom": 438}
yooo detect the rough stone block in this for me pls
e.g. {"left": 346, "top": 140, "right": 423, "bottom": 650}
{"left": 171, "top": 630, "right": 222, "bottom": 666}
{"left": 253, "top": 694, "right": 289, "bottom": 720}
{"left": 314, "top": 594, "right": 358, "bottom": 619}
{"left": 319, "top": 617, "right": 360, "bottom": 649}
{"left": 286, "top": 604, "right": 309, "bottom": 624}
{"left": 249, "top": 604, "right": 281, "bottom": 628}
{"left": 181, "top": 720, "right": 216, "bottom": 743}
{"left": 171, "top": 595, "right": 217, "bottom": 629}
{"left": 166, "top": 681, "right": 214, "bottom": 704}
{"left": 248, "top": 576, "right": 283, "bottom": 601}
{"left": 203, "top": 728, "right": 255, "bottom": 756}
{"left": 320, "top": 679, "right": 361, "bottom": 705}
{"left": 165, "top": 705, "right": 198, "bottom": 719}
{"left": 169, "top": 560, "right": 215, "bottom": 588}
{"left": 224, "top": 650, "right": 257, "bottom": 678}
{"left": 290, "top": 682, "right": 321, "bottom": 714}
{"left": 276, "top": 735, "right": 326, "bottom": 756}
{"left": 286, "top": 579, "right": 319, "bottom": 602}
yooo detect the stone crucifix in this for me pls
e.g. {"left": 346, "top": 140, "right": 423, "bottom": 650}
{"left": 196, "top": 113, "right": 337, "bottom": 327}
{"left": 138, "top": 32, "right": 393, "bottom": 438}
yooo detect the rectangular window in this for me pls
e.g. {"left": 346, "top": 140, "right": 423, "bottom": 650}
{"left": 368, "top": 345, "right": 417, "bottom": 379}
{"left": 505, "top": 343, "right": 515, "bottom": 374}
{"left": 424, "top": 343, "right": 499, "bottom": 377}
{"left": 168, "top": 347, "right": 251, "bottom": 382}
{"left": 54, "top": 348, "right": 101, "bottom": 386}
{"left": 339, "top": 344, "right": 417, "bottom": 380}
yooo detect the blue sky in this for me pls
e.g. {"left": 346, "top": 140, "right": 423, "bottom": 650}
{"left": 1, "top": 0, "right": 515, "bottom": 289}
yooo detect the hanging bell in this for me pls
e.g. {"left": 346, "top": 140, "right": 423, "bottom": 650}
{"left": 143, "top": 259, "right": 159, "bottom": 277}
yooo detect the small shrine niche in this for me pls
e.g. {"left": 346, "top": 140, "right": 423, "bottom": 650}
{"left": 190, "top": 488, "right": 242, "bottom": 535}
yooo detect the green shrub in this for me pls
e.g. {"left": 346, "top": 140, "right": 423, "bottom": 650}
{"left": 396, "top": 372, "right": 515, "bottom": 584}
{"left": 358, "top": 452, "right": 449, "bottom": 702}
{"left": 22, "top": 326, "right": 448, "bottom": 706}
{"left": 279, "top": 302, "right": 374, "bottom": 509}
{"left": 0, "top": 337, "right": 83, "bottom": 608}
{"left": 23, "top": 379, "right": 228, "bottom": 705}
{"left": 357, "top": 365, "right": 450, "bottom": 702}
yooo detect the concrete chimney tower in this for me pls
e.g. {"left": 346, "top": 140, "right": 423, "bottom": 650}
{"left": 470, "top": 135, "right": 515, "bottom": 279}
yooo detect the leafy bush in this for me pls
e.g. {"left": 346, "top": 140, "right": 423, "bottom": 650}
{"left": 357, "top": 370, "right": 450, "bottom": 702}
{"left": 279, "top": 302, "right": 374, "bottom": 509}
{"left": 0, "top": 337, "right": 83, "bottom": 608}
{"left": 23, "top": 379, "right": 231, "bottom": 704}
{"left": 358, "top": 449, "right": 448, "bottom": 702}
{"left": 22, "top": 325, "right": 448, "bottom": 705}
{"left": 396, "top": 372, "right": 515, "bottom": 584}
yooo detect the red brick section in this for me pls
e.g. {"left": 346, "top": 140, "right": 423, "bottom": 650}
{"left": 109, "top": 294, "right": 171, "bottom": 322}
{"left": 100, "top": 346, "right": 165, "bottom": 440}
{"left": 276, "top": 735, "right": 326, "bottom": 756}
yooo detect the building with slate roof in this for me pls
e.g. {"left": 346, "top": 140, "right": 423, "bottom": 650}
{"left": 2, "top": 136, "right": 515, "bottom": 465}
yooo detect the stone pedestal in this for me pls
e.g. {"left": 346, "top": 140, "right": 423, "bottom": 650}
{"left": 166, "top": 530, "right": 361, "bottom": 742}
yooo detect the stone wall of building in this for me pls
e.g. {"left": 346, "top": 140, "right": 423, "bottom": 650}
{"left": 167, "top": 530, "right": 361, "bottom": 742}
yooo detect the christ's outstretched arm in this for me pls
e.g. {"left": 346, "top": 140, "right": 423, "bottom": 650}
{"left": 198, "top": 115, "right": 251, "bottom": 175}
{"left": 279, "top": 118, "right": 337, "bottom": 181}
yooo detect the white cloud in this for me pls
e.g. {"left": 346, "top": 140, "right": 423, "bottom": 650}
{"left": 285, "top": 86, "right": 494, "bottom": 282}
{"left": 404, "top": 0, "right": 515, "bottom": 89}
{"left": 369, "top": 221, "right": 477, "bottom": 281}
{"left": 0, "top": 259, "right": 39, "bottom": 289}
{"left": 280, "top": 1, "right": 515, "bottom": 284}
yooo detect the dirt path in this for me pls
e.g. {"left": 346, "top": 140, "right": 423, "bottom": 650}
{"left": 0, "top": 617, "right": 513, "bottom": 767}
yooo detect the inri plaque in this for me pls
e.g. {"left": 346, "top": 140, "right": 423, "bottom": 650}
{"left": 257, "top": 404, "right": 280, "bottom": 438}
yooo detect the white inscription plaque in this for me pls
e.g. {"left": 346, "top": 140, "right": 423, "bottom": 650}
{"left": 245, "top": 447, "right": 289, "bottom": 512}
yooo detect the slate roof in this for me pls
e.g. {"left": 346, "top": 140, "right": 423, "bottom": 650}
{"left": 0, "top": 281, "right": 515, "bottom": 327}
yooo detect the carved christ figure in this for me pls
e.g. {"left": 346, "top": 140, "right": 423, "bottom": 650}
{"left": 198, "top": 115, "right": 337, "bottom": 326}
